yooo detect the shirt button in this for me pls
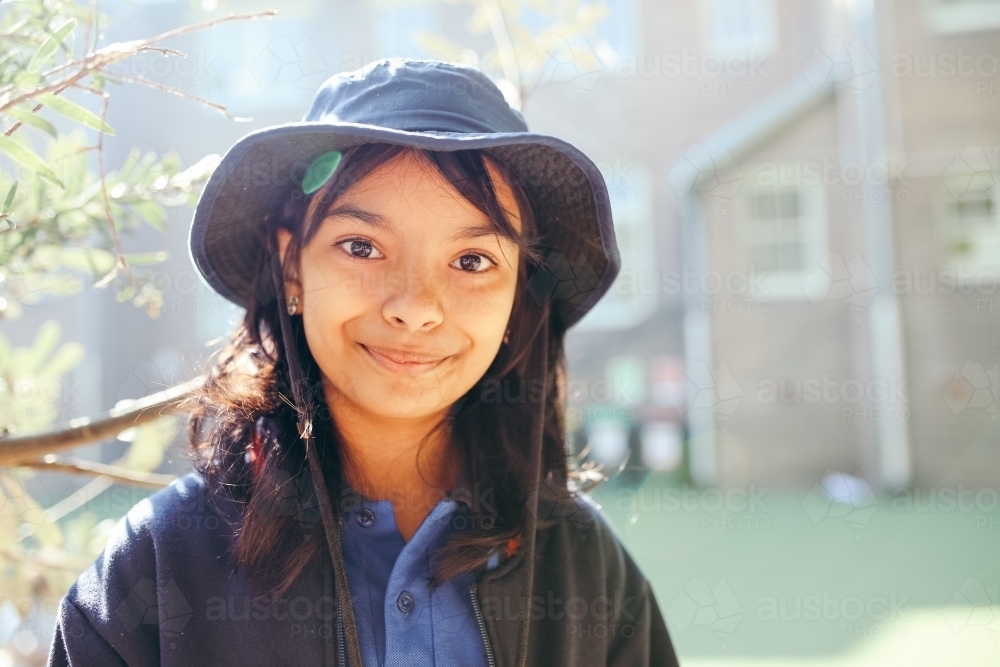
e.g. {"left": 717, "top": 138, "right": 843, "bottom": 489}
{"left": 396, "top": 591, "right": 415, "bottom": 614}
{"left": 357, "top": 508, "right": 375, "bottom": 527}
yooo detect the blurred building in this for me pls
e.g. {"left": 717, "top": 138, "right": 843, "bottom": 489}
{"left": 544, "top": 0, "right": 999, "bottom": 492}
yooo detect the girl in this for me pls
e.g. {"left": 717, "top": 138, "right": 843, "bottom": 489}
{"left": 49, "top": 58, "right": 679, "bottom": 667}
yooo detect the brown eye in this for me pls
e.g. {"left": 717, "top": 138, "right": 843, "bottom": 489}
{"left": 350, "top": 240, "right": 373, "bottom": 257}
{"left": 336, "top": 238, "right": 383, "bottom": 259}
{"left": 452, "top": 253, "right": 493, "bottom": 273}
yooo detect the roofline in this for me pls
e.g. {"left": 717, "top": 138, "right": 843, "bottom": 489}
{"left": 667, "top": 66, "right": 838, "bottom": 196}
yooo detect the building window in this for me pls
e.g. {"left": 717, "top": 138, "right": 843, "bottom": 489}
{"left": 699, "top": 0, "right": 778, "bottom": 55}
{"left": 574, "top": 161, "right": 657, "bottom": 331}
{"left": 923, "top": 0, "right": 1000, "bottom": 35}
{"left": 938, "top": 170, "right": 1000, "bottom": 275}
{"left": 736, "top": 177, "right": 827, "bottom": 299}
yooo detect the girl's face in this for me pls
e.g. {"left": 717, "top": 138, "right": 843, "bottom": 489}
{"left": 277, "top": 151, "right": 522, "bottom": 422}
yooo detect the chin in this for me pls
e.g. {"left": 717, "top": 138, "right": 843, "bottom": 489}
{"left": 354, "top": 381, "right": 461, "bottom": 419}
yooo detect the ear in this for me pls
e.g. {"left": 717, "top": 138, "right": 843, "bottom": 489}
{"left": 276, "top": 227, "right": 302, "bottom": 302}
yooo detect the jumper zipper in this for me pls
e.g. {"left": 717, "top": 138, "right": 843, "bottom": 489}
{"left": 337, "top": 596, "right": 346, "bottom": 667}
{"left": 469, "top": 581, "right": 496, "bottom": 667}
{"left": 335, "top": 512, "right": 348, "bottom": 667}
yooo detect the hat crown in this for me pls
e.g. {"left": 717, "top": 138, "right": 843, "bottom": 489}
{"left": 302, "top": 58, "right": 528, "bottom": 135}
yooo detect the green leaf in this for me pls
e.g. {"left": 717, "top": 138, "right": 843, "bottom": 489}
{"left": 27, "top": 19, "right": 77, "bottom": 72}
{"left": 2, "top": 182, "right": 17, "bottom": 214}
{"left": 34, "top": 246, "right": 116, "bottom": 274}
{"left": 22, "top": 320, "right": 61, "bottom": 375}
{"left": 128, "top": 198, "right": 168, "bottom": 232}
{"left": 0, "top": 333, "right": 11, "bottom": 376}
{"left": 38, "top": 341, "right": 84, "bottom": 379}
{"left": 6, "top": 107, "right": 58, "bottom": 138}
{"left": 35, "top": 93, "right": 115, "bottom": 136}
{"left": 12, "top": 71, "right": 44, "bottom": 88}
{"left": 0, "top": 137, "right": 63, "bottom": 188}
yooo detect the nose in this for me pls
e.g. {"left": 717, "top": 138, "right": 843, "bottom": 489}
{"left": 381, "top": 268, "right": 444, "bottom": 332}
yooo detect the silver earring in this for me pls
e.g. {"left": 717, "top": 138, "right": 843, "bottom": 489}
{"left": 287, "top": 295, "right": 299, "bottom": 316}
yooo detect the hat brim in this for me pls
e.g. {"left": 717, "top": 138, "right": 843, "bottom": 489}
{"left": 189, "top": 121, "right": 620, "bottom": 331}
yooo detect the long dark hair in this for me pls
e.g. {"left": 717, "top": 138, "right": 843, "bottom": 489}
{"left": 185, "top": 143, "right": 577, "bottom": 598}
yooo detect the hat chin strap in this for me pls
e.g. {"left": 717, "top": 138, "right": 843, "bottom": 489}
{"left": 514, "top": 315, "right": 548, "bottom": 667}
{"left": 269, "top": 252, "right": 365, "bottom": 667}
{"left": 268, "top": 243, "right": 547, "bottom": 667}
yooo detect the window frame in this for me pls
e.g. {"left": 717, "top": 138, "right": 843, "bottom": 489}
{"left": 734, "top": 172, "right": 828, "bottom": 301}
{"left": 698, "top": 0, "right": 779, "bottom": 56}
{"left": 936, "top": 169, "right": 1000, "bottom": 278}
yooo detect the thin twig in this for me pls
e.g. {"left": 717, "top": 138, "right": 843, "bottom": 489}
{"left": 137, "top": 10, "right": 279, "bottom": 48}
{"left": 0, "top": 60, "right": 100, "bottom": 115}
{"left": 0, "top": 375, "right": 205, "bottom": 467}
{"left": 31, "top": 10, "right": 278, "bottom": 82}
{"left": 42, "top": 475, "right": 114, "bottom": 524}
{"left": 26, "top": 456, "right": 174, "bottom": 489}
{"left": 0, "top": 545, "right": 96, "bottom": 572}
{"left": 2, "top": 101, "right": 44, "bottom": 137}
{"left": 0, "top": 10, "right": 278, "bottom": 115}
{"left": 98, "top": 72, "right": 247, "bottom": 118}
{"left": 90, "top": 86, "right": 127, "bottom": 286}
{"left": 134, "top": 46, "right": 186, "bottom": 58}
{"left": 83, "top": 0, "right": 97, "bottom": 58}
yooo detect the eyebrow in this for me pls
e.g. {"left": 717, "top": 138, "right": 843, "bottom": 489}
{"left": 448, "top": 225, "right": 514, "bottom": 243}
{"left": 322, "top": 205, "right": 393, "bottom": 231}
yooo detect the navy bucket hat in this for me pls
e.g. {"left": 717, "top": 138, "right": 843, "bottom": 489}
{"left": 189, "top": 58, "right": 620, "bottom": 330}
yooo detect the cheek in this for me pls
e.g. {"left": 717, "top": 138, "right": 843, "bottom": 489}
{"left": 446, "top": 281, "right": 517, "bottom": 359}
{"left": 296, "top": 255, "right": 360, "bottom": 370}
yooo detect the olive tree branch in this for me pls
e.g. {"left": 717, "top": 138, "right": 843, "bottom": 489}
{"left": 23, "top": 455, "right": 174, "bottom": 489}
{"left": 0, "top": 375, "right": 205, "bottom": 467}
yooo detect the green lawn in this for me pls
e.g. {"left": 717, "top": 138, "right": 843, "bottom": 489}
{"left": 595, "top": 474, "right": 1000, "bottom": 665}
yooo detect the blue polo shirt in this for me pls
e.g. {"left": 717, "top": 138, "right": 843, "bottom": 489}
{"left": 338, "top": 491, "right": 502, "bottom": 667}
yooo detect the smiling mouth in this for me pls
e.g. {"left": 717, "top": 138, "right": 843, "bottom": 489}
{"left": 360, "top": 344, "right": 450, "bottom": 376}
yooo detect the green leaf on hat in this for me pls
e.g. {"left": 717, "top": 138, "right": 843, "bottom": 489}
{"left": 302, "top": 150, "right": 343, "bottom": 195}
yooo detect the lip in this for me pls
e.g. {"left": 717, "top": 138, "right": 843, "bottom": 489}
{"left": 360, "top": 344, "right": 449, "bottom": 376}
